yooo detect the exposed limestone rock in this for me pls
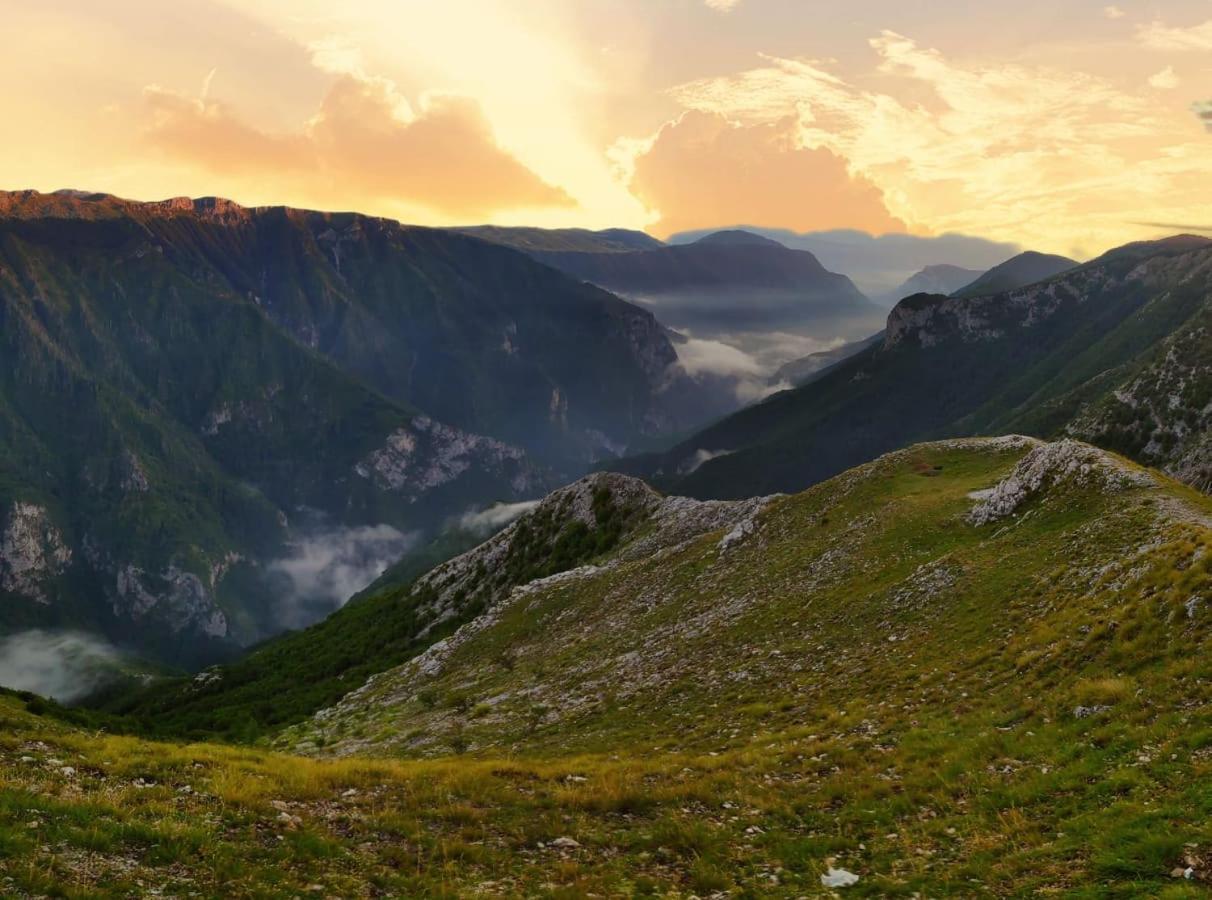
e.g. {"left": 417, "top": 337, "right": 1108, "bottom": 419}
{"left": 883, "top": 258, "right": 1133, "bottom": 351}
{"left": 0, "top": 503, "right": 72, "bottom": 603}
{"left": 969, "top": 440, "right": 1153, "bottom": 525}
{"left": 114, "top": 565, "right": 228, "bottom": 637}
{"left": 355, "top": 416, "right": 537, "bottom": 501}
{"left": 120, "top": 450, "right": 150, "bottom": 493}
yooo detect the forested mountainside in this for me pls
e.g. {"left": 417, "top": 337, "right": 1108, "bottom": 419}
{"left": 0, "top": 190, "right": 697, "bottom": 663}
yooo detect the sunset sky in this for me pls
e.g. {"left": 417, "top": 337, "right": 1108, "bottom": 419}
{"left": 4, "top": 0, "right": 1212, "bottom": 258}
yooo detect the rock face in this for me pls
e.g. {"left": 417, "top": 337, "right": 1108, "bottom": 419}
{"left": 0, "top": 504, "right": 71, "bottom": 603}
{"left": 114, "top": 565, "right": 228, "bottom": 638}
{"left": 884, "top": 267, "right": 1093, "bottom": 349}
{"left": 1065, "top": 246, "right": 1212, "bottom": 490}
{"left": 356, "top": 417, "right": 537, "bottom": 501}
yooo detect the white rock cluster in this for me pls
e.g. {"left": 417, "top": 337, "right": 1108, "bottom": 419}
{"left": 969, "top": 440, "right": 1153, "bottom": 525}
{"left": 355, "top": 416, "right": 534, "bottom": 500}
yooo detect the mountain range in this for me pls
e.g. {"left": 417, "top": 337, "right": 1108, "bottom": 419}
{"left": 950, "top": 249, "right": 1078, "bottom": 299}
{"left": 615, "top": 235, "right": 1212, "bottom": 499}
{"left": 467, "top": 227, "right": 885, "bottom": 359}
{"left": 668, "top": 225, "right": 1021, "bottom": 301}
{"left": 7, "top": 189, "right": 1212, "bottom": 894}
{"left": 885, "top": 263, "right": 983, "bottom": 303}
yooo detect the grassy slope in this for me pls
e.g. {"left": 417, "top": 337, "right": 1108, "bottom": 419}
{"left": 6, "top": 441, "right": 1212, "bottom": 895}
{"left": 94, "top": 483, "right": 649, "bottom": 743}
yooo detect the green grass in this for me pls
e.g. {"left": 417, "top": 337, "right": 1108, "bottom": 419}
{"left": 8, "top": 439, "right": 1212, "bottom": 895}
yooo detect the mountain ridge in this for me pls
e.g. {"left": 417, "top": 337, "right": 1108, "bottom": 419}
{"left": 610, "top": 235, "right": 1212, "bottom": 500}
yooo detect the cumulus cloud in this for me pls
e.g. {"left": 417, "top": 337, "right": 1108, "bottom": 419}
{"left": 1104, "top": 6, "right": 1126, "bottom": 19}
{"left": 267, "top": 524, "right": 419, "bottom": 628}
{"left": 1148, "top": 67, "right": 1180, "bottom": 90}
{"left": 142, "top": 73, "right": 574, "bottom": 218}
{"left": 628, "top": 111, "right": 904, "bottom": 238}
{"left": 1138, "top": 19, "right": 1212, "bottom": 51}
{"left": 455, "top": 501, "right": 539, "bottom": 535}
{"left": 704, "top": 0, "right": 743, "bottom": 11}
{"left": 0, "top": 630, "right": 125, "bottom": 703}
{"left": 663, "top": 33, "right": 1212, "bottom": 254}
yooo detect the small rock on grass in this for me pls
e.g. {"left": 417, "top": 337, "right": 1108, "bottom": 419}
{"left": 821, "top": 866, "right": 859, "bottom": 888}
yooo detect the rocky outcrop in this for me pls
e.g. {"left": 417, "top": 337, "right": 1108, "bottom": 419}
{"left": 0, "top": 504, "right": 72, "bottom": 603}
{"left": 969, "top": 440, "right": 1153, "bottom": 525}
{"left": 114, "top": 565, "right": 228, "bottom": 638}
{"left": 355, "top": 416, "right": 539, "bottom": 501}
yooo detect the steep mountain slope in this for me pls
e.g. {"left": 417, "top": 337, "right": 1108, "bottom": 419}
{"left": 10, "top": 437, "right": 1212, "bottom": 896}
{"left": 0, "top": 208, "right": 546, "bottom": 664}
{"left": 95, "top": 474, "right": 698, "bottom": 740}
{"left": 951, "top": 250, "right": 1078, "bottom": 298}
{"left": 617, "top": 236, "right": 1212, "bottom": 500}
{"left": 878, "top": 263, "right": 983, "bottom": 305}
{"left": 0, "top": 190, "right": 698, "bottom": 662}
{"left": 1, "top": 191, "right": 686, "bottom": 467}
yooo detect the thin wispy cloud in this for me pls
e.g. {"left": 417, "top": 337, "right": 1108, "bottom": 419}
{"left": 1137, "top": 19, "right": 1212, "bottom": 51}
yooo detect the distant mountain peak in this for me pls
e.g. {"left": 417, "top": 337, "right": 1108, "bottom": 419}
{"left": 878, "top": 264, "right": 984, "bottom": 306}
{"left": 950, "top": 250, "right": 1079, "bottom": 299}
{"left": 693, "top": 229, "right": 785, "bottom": 248}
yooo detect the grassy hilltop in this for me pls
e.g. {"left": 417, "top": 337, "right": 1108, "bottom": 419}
{"left": 5, "top": 438, "right": 1212, "bottom": 896}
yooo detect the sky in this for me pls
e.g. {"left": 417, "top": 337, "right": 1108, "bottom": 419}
{"left": 3, "top": 0, "right": 1211, "bottom": 258}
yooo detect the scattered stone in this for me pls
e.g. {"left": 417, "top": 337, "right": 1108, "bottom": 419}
{"left": 821, "top": 866, "right": 860, "bottom": 888}
{"left": 549, "top": 837, "right": 580, "bottom": 849}
{"left": 1074, "top": 705, "right": 1111, "bottom": 719}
